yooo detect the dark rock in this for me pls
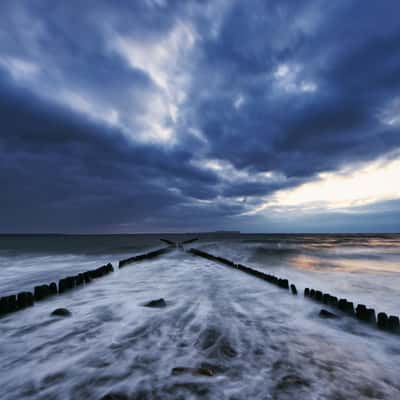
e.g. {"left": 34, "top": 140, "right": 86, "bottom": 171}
{"left": 172, "top": 366, "right": 192, "bottom": 375}
{"left": 51, "top": 308, "right": 71, "bottom": 317}
{"left": 290, "top": 284, "right": 297, "bottom": 295}
{"left": 272, "top": 375, "right": 310, "bottom": 400}
{"left": 144, "top": 298, "right": 166, "bottom": 308}
{"left": 319, "top": 309, "right": 338, "bottom": 319}
{"left": 377, "top": 312, "right": 388, "bottom": 330}
{"left": 275, "top": 374, "right": 310, "bottom": 391}
{"left": 171, "top": 366, "right": 215, "bottom": 377}
{"left": 197, "top": 327, "right": 220, "bottom": 350}
{"left": 304, "top": 288, "right": 310, "bottom": 297}
{"left": 220, "top": 339, "right": 238, "bottom": 358}
{"left": 310, "top": 289, "right": 315, "bottom": 298}
{"left": 100, "top": 394, "right": 129, "bottom": 400}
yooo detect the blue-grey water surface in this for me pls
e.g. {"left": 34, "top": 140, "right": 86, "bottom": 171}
{"left": 0, "top": 234, "right": 400, "bottom": 399}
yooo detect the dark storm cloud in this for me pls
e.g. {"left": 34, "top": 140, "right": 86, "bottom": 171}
{"left": 187, "top": 0, "right": 400, "bottom": 178}
{"left": 0, "top": 73, "right": 223, "bottom": 232}
{"left": 1, "top": 0, "right": 400, "bottom": 232}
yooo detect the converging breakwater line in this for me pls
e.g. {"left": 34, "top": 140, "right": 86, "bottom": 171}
{"left": 0, "top": 244, "right": 173, "bottom": 318}
{"left": 1, "top": 234, "right": 399, "bottom": 399}
{"left": 304, "top": 287, "right": 400, "bottom": 334}
{"left": 118, "top": 245, "right": 174, "bottom": 268}
{"left": 0, "top": 263, "right": 114, "bottom": 317}
{"left": 2, "top": 239, "right": 399, "bottom": 337}
{"left": 188, "top": 247, "right": 400, "bottom": 336}
{"left": 188, "top": 248, "right": 294, "bottom": 292}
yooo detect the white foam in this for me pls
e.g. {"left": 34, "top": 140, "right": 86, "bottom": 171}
{"left": 0, "top": 239, "right": 400, "bottom": 399}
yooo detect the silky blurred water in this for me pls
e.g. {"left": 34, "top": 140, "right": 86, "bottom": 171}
{"left": 0, "top": 234, "right": 400, "bottom": 399}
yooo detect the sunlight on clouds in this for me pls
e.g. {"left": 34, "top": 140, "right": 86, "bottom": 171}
{"left": 0, "top": 56, "right": 40, "bottom": 81}
{"left": 61, "top": 76, "right": 175, "bottom": 144}
{"left": 233, "top": 94, "right": 245, "bottom": 109}
{"left": 0, "top": 55, "right": 127, "bottom": 133}
{"left": 192, "top": 158, "right": 284, "bottom": 184}
{"left": 0, "top": 20, "right": 197, "bottom": 146}
{"left": 379, "top": 97, "right": 400, "bottom": 126}
{"left": 273, "top": 63, "right": 317, "bottom": 94}
{"left": 252, "top": 156, "right": 400, "bottom": 214}
{"left": 300, "top": 81, "right": 317, "bottom": 92}
{"left": 113, "top": 21, "right": 196, "bottom": 144}
{"left": 61, "top": 90, "right": 120, "bottom": 126}
{"left": 188, "top": 127, "right": 208, "bottom": 143}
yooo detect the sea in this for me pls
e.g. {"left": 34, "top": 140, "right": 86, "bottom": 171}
{"left": 0, "top": 233, "right": 400, "bottom": 399}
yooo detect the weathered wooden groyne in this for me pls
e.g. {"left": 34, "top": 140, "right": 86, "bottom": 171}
{"left": 181, "top": 238, "right": 199, "bottom": 245}
{"left": 118, "top": 246, "right": 173, "bottom": 268}
{"left": 160, "top": 238, "right": 176, "bottom": 246}
{"left": 1, "top": 243, "right": 177, "bottom": 318}
{"left": 2, "top": 239, "right": 399, "bottom": 338}
{"left": 0, "top": 263, "right": 114, "bottom": 318}
{"left": 159, "top": 238, "right": 198, "bottom": 248}
{"left": 188, "top": 248, "right": 293, "bottom": 292}
{"left": 304, "top": 287, "right": 400, "bottom": 334}
{"left": 188, "top": 247, "right": 399, "bottom": 336}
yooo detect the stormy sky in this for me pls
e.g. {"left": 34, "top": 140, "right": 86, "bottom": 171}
{"left": 1, "top": 0, "right": 400, "bottom": 233}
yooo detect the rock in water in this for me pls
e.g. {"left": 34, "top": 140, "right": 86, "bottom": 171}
{"left": 100, "top": 394, "right": 128, "bottom": 400}
{"left": 143, "top": 298, "right": 166, "bottom": 308}
{"left": 319, "top": 309, "right": 338, "bottom": 319}
{"left": 275, "top": 374, "right": 310, "bottom": 391}
{"left": 172, "top": 366, "right": 215, "bottom": 377}
{"left": 51, "top": 308, "right": 71, "bottom": 317}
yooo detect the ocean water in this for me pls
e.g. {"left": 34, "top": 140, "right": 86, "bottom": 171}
{"left": 0, "top": 234, "right": 400, "bottom": 399}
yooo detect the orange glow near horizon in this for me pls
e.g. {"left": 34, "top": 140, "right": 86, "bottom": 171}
{"left": 252, "top": 155, "right": 400, "bottom": 215}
